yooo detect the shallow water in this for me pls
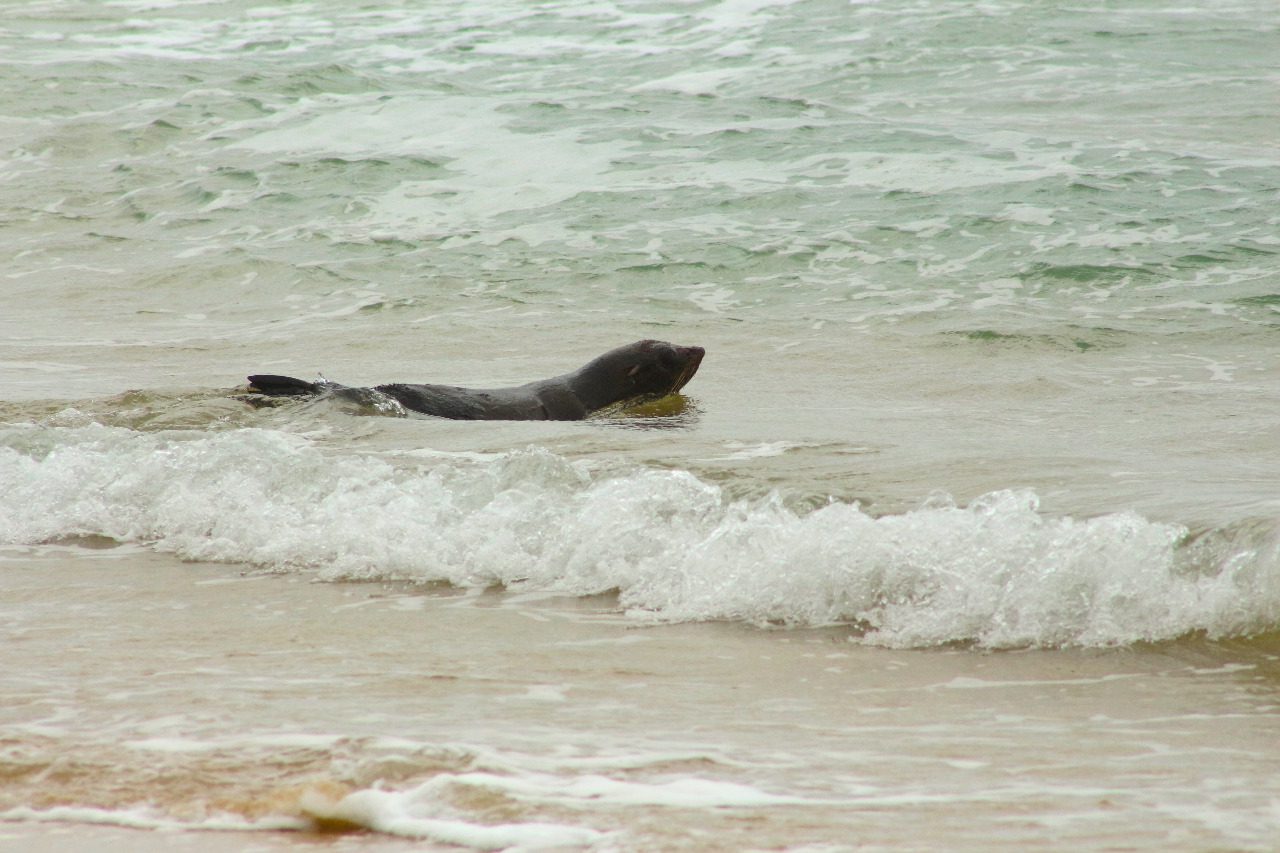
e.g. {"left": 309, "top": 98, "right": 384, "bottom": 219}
{"left": 2, "top": 0, "right": 1279, "bottom": 849}
{"left": 4, "top": 546, "right": 1279, "bottom": 850}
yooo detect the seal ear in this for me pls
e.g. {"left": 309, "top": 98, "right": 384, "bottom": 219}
{"left": 626, "top": 364, "right": 642, "bottom": 378}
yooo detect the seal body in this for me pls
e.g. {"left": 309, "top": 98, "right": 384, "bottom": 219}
{"left": 247, "top": 340, "right": 704, "bottom": 421}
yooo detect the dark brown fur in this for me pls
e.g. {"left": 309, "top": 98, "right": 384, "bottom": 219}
{"left": 247, "top": 340, "right": 704, "bottom": 420}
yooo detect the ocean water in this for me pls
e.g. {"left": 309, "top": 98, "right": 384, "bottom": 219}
{"left": 2, "top": 0, "right": 1279, "bottom": 850}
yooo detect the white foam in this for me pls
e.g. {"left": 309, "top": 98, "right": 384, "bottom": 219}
{"left": 790, "top": 150, "right": 1078, "bottom": 194}
{"left": 629, "top": 67, "right": 748, "bottom": 96}
{"left": 433, "top": 770, "right": 820, "bottom": 807}
{"left": 996, "top": 204, "right": 1058, "bottom": 226}
{"left": 691, "top": 0, "right": 798, "bottom": 35}
{"left": 2, "top": 424, "right": 1277, "bottom": 649}
{"left": 125, "top": 737, "right": 223, "bottom": 753}
{"left": 0, "top": 804, "right": 303, "bottom": 833}
{"left": 300, "top": 787, "right": 605, "bottom": 849}
{"left": 714, "top": 440, "right": 805, "bottom": 460}
{"left": 230, "top": 96, "right": 624, "bottom": 242}
{"left": 2, "top": 794, "right": 602, "bottom": 849}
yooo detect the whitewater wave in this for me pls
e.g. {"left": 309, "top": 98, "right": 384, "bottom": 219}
{"left": 2, "top": 423, "right": 1277, "bottom": 649}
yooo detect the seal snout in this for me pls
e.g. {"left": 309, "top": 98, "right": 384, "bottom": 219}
{"left": 677, "top": 345, "right": 705, "bottom": 367}
{"left": 671, "top": 344, "right": 705, "bottom": 393}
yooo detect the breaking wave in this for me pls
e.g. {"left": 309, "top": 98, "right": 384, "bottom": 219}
{"left": 2, "top": 423, "right": 1277, "bottom": 649}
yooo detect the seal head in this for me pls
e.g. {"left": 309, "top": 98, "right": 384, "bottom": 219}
{"left": 563, "top": 340, "right": 704, "bottom": 414}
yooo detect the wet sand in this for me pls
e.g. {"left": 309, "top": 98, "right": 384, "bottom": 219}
{"left": 0, "top": 824, "right": 431, "bottom": 853}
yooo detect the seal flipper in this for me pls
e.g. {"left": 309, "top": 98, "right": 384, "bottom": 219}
{"left": 246, "top": 374, "right": 320, "bottom": 397}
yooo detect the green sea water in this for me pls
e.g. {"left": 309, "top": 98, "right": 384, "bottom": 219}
{"left": 4, "top": 0, "right": 1277, "bottom": 340}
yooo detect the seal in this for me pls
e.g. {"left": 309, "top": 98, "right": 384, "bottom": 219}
{"left": 246, "top": 339, "right": 705, "bottom": 421}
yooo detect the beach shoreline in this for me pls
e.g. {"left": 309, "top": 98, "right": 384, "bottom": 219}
{"left": 3, "top": 546, "right": 1277, "bottom": 850}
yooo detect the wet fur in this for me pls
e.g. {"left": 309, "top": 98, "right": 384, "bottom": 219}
{"left": 246, "top": 340, "right": 704, "bottom": 421}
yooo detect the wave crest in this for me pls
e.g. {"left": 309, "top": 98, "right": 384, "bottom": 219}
{"left": 2, "top": 424, "right": 1277, "bottom": 648}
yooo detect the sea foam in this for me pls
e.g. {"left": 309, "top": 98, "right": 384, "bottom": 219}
{"left": 300, "top": 786, "right": 605, "bottom": 849}
{"left": 2, "top": 424, "right": 1277, "bottom": 649}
